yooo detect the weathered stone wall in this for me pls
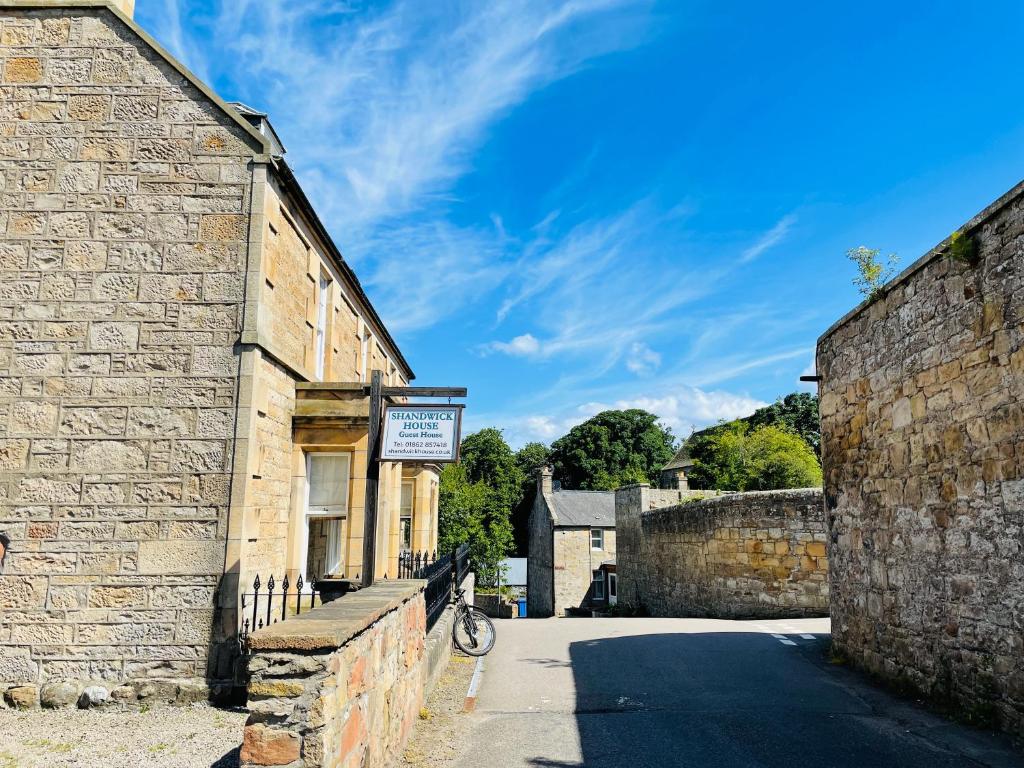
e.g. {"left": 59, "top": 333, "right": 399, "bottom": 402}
{"left": 526, "top": 490, "right": 554, "bottom": 617}
{"left": 0, "top": 7, "right": 263, "bottom": 702}
{"left": 423, "top": 571, "right": 472, "bottom": 696}
{"left": 552, "top": 527, "right": 615, "bottom": 616}
{"left": 615, "top": 485, "right": 828, "bottom": 618}
{"left": 817, "top": 182, "right": 1024, "bottom": 735}
{"left": 242, "top": 581, "right": 426, "bottom": 768}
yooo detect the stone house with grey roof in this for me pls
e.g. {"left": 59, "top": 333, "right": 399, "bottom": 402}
{"left": 0, "top": 0, "right": 440, "bottom": 705}
{"left": 527, "top": 467, "right": 616, "bottom": 617}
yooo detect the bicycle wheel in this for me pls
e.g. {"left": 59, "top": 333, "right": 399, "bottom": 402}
{"left": 453, "top": 607, "right": 496, "bottom": 656}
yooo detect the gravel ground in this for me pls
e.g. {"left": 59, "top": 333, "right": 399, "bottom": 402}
{"left": 0, "top": 704, "right": 248, "bottom": 768}
{"left": 401, "top": 653, "right": 478, "bottom": 768}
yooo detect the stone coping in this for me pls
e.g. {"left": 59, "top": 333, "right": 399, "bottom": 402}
{"left": 247, "top": 580, "right": 425, "bottom": 652}
{"left": 641, "top": 487, "right": 823, "bottom": 519}
{"left": 816, "top": 177, "right": 1024, "bottom": 345}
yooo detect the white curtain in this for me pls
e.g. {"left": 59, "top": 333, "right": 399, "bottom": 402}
{"left": 308, "top": 454, "right": 349, "bottom": 510}
{"left": 325, "top": 518, "right": 342, "bottom": 576}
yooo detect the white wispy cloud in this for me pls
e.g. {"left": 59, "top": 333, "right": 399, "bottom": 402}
{"left": 739, "top": 213, "right": 797, "bottom": 263}
{"left": 146, "top": 0, "right": 653, "bottom": 336}
{"left": 211, "top": 0, "right": 648, "bottom": 233}
{"left": 625, "top": 342, "right": 661, "bottom": 376}
{"left": 480, "top": 333, "right": 542, "bottom": 357}
{"left": 474, "top": 386, "right": 768, "bottom": 448}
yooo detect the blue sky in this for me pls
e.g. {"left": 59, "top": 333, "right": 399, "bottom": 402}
{"left": 142, "top": 0, "right": 1024, "bottom": 447}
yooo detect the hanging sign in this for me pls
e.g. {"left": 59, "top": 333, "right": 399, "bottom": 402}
{"left": 380, "top": 404, "right": 463, "bottom": 462}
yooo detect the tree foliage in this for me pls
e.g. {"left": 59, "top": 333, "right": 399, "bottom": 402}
{"left": 686, "top": 423, "right": 822, "bottom": 491}
{"left": 510, "top": 442, "right": 551, "bottom": 554}
{"left": 437, "top": 428, "right": 520, "bottom": 586}
{"left": 549, "top": 409, "right": 675, "bottom": 490}
{"left": 746, "top": 392, "right": 820, "bottom": 454}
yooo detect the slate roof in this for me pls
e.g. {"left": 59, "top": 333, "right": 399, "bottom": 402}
{"left": 662, "top": 445, "right": 694, "bottom": 471}
{"left": 549, "top": 490, "right": 615, "bottom": 528}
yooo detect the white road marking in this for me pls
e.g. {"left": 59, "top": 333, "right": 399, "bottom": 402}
{"left": 464, "top": 656, "right": 485, "bottom": 712}
{"left": 800, "top": 634, "right": 816, "bottom": 640}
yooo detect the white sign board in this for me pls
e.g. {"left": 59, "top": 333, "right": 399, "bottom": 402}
{"left": 380, "top": 404, "right": 463, "bottom": 462}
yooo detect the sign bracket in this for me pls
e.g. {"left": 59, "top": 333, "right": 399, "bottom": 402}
{"left": 360, "top": 371, "right": 466, "bottom": 588}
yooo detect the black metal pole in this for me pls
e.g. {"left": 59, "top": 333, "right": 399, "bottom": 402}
{"left": 361, "top": 369, "right": 383, "bottom": 588}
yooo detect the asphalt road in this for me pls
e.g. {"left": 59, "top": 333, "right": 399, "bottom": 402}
{"left": 455, "top": 617, "right": 1023, "bottom": 768}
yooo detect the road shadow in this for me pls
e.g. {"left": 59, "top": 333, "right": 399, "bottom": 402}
{"left": 210, "top": 746, "right": 240, "bottom": 768}
{"left": 554, "top": 630, "right": 1023, "bottom": 768}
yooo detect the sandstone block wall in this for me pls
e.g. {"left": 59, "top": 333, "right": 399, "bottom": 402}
{"left": 242, "top": 582, "right": 426, "bottom": 768}
{"left": 615, "top": 485, "right": 828, "bottom": 618}
{"left": 817, "top": 182, "right": 1024, "bottom": 734}
{"left": 0, "top": 7, "right": 262, "bottom": 697}
{"left": 552, "top": 526, "right": 615, "bottom": 616}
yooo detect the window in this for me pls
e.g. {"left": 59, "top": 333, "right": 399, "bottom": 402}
{"left": 592, "top": 570, "right": 605, "bottom": 600}
{"left": 400, "top": 481, "right": 414, "bottom": 551}
{"left": 303, "top": 453, "right": 350, "bottom": 582}
{"left": 608, "top": 573, "right": 617, "bottom": 600}
{"left": 591, "top": 528, "right": 604, "bottom": 550}
{"left": 314, "top": 275, "right": 330, "bottom": 380}
{"left": 359, "top": 328, "right": 371, "bottom": 380}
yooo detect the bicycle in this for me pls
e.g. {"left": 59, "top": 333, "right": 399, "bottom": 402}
{"left": 452, "top": 587, "right": 496, "bottom": 656}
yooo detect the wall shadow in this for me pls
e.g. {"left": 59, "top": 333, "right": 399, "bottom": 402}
{"left": 541, "top": 630, "right": 1021, "bottom": 768}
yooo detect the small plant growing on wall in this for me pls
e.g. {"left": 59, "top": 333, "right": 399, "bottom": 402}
{"left": 947, "top": 229, "right": 978, "bottom": 265}
{"left": 847, "top": 246, "right": 899, "bottom": 301}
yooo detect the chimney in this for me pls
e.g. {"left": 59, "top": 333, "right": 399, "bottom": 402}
{"left": 536, "top": 465, "right": 553, "bottom": 496}
{"left": 110, "top": 0, "right": 135, "bottom": 18}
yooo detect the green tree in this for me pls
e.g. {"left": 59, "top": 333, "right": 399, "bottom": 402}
{"left": 510, "top": 442, "right": 551, "bottom": 554}
{"left": 687, "top": 423, "right": 822, "bottom": 491}
{"left": 549, "top": 409, "right": 675, "bottom": 490}
{"left": 460, "top": 428, "right": 525, "bottom": 511}
{"left": 437, "top": 429, "right": 520, "bottom": 586}
{"left": 746, "top": 392, "right": 820, "bottom": 454}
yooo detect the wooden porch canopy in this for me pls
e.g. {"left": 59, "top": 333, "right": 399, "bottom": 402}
{"left": 297, "top": 376, "right": 468, "bottom": 588}
{"left": 293, "top": 382, "right": 468, "bottom": 424}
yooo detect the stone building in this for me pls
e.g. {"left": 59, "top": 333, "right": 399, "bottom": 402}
{"left": 658, "top": 444, "right": 692, "bottom": 489}
{"left": 0, "top": 0, "right": 439, "bottom": 703}
{"left": 817, "top": 179, "right": 1024, "bottom": 736}
{"left": 526, "top": 467, "right": 616, "bottom": 617}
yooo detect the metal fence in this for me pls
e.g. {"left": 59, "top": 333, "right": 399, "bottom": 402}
{"left": 401, "top": 543, "right": 471, "bottom": 630}
{"left": 238, "top": 543, "right": 470, "bottom": 646}
{"left": 397, "top": 549, "right": 438, "bottom": 578}
{"left": 239, "top": 574, "right": 320, "bottom": 649}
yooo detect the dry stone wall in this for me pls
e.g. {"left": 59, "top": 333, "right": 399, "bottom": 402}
{"left": 242, "top": 582, "right": 426, "bottom": 768}
{"left": 0, "top": 7, "right": 262, "bottom": 702}
{"left": 817, "top": 182, "right": 1024, "bottom": 735}
{"left": 615, "top": 485, "right": 828, "bottom": 618}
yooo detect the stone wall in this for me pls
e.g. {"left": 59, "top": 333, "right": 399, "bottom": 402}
{"left": 241, "top": 581, "right": 426, "bottom": 768}
{"left": 615, "top": 485, "right": 828, "bottom": 618}
{"left": 817, "top": 181, "right": 1024, "bottom": 734}
{"left": 526, "top": 489, "right": 553, "bottom": 617}
{"left": 0, "top": 6, "right": 262, "bottom": 701}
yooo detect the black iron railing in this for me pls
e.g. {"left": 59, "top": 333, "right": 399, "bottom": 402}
{"left": 239, "top": 573, "right": 320, "bottom": 650}
{"left": 398, "top": 549, "right": 438, "bottom": 578}
{"left": 238, "top": 543, "right": 471, "bottom": 646}
{"left": 406, "top": 543, "right": 470, "bottom": 630}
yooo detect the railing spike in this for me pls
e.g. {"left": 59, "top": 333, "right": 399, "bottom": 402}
{"left": 281, "top": 575, "right": 289, "bottom": 622}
